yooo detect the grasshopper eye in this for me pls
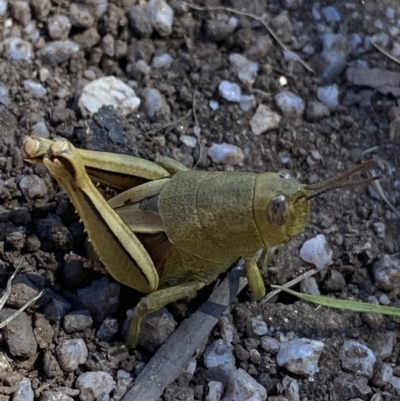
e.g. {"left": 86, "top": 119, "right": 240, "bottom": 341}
{"left": 278, "top": 171, "right": 291, "bottom": 179}
{"left": 267, "top": 195, "right": 288, "bottom": 226}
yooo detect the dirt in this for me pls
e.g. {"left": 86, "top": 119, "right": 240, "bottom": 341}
{"left": 1, "top": 0, "right": 400, "bottom": 400}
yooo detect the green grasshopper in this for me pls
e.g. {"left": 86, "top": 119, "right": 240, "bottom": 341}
{"left": 22, "top": 136, "right": 377, "bottom": 348}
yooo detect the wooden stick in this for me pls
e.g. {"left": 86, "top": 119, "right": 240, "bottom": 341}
{"left": 122, "top": 266, "right": 247, "bottom": 401}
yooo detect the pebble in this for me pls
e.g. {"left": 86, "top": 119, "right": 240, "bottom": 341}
{"left": 371, "top": 331, "right": 396, "bottom": 359}
{"left": 152, "top": 53, "right": 174, "bottom": 69}
{"left": 31, "top": 122, "right": 50, "bottom": 138}
{"left": 274, "top": 91, "right": 305, "bottom": 118}
{"left": 127, "top": 5, "right": 153, "bottom": 38}
{"left": 372, "top": 33, "right": 389, "bottom": 48}
{"left": 0, "top": 352, "right": 12, "bottom": 377}
{"left": 276, "top": 338, "right": 324, "bottom": 376}
{"left": 63, "top": 310, "right": 93, "bottom": 334}
{"left": 75, "top": 277, "right": 120, "bottom": 322}
{"left": 147, "top": 0, "right": 174, "bottom": 37}
{"left": 239, "top": 95, "right": 256, "bottom": 112}
{"left": 69, "top": 3, "right": 95, "bottom": 28}
{"left": 322, "top": 6, "right": 341, "bottom": 22}
{"left": 19, "top": 175, "right": 48, "bottom": 200}
{"left": 324, "top": 269, "right": 346, "bottom": 292}
{"left": 250, "top": 105, "right": 281, "bottom": 135}
{"left": 37, "top": 40, "right": 80, "bottom": 67}
{"left": 207, "top": 143, "right": 244, "bottom": 166}
{"left": 244, "top": 36, "right": 273, "bottom": 62}
{"left": 373, "top": 254, "right": 400, "bottom": 291}
{"left": 305, "top": 101, "right": 330, "bottom": 122}
{"left": 129, "top": 307, "right": 177, "bottom": 353}
{"left": 114, "top": 370, "right": 133, "bottom": 401}
{"left": 0, "top": 309, "right": 37, "bottom": 358}
{"left": 372, "top": 363, "right": 393, "bottom": 387}
{"left": 220, "top": 316, "right": 236, "bottom": 344}
{"left": 23, "top": 80, "right": 47, "bottom": 99}
{"left": 31, "top": 0, "right": 51, "bottom": 22}
{"left": 0, "top": 82, "right": 10, "bottom": 106}
{"left": 339, "top": 340, "right": 376, "bottom": 378}
{"left": 248, "top": 316, "right": 268, "bottom": 337}
{"left": 97, "top": 317, "right": 119, "bottom": 342}
{"left": 282, "top": 376, "right": 300, "bottom": 401}
{"left": 3, "top": 37, "right": 34, "bottom": 62}
{"left": 204, "top": 339, "right": 236, "bottom": 386}
{"left": 206, "top": 20, "right": 235, "bottom": 42}
{"left": 41, "top": 391, "right": 75, "bottom": 401}
{"left": 13, "top": 378, "right": 34, "bottom": 401}
{"left": 228, "top": 53, "right": 259, "bottom": 87}
{"left": 43, "top": 293, "right": 72, "bottom": 321}
{"left": 78, "top": 76, "right": 140, "bottom": 117}
{"left": 271, "top": 12, "right": 292, "bottom": 44}
{"left": 36, "top": 215, "right": 72, "bottom": 250}
{"left": 373, "top": 221, "right": 386, "bottom": 238}
{"left": 10, "top": 1, "right": 31, "bottom": 25}
{"left": 56, "top": 339, "right": 88, "bottom": 372}
{"left": 299, "top": 234, "right": 333, "bottom": 268}
{"left": 209, "top": 100, "right": 219, "bottom": 110}
{"left": 206, "top": 381, "right": 224, "bottom": 401}
{"left": 142, "top": 87, "right": 169, "bottom": 119}
{"left": 75, "top": 372, "right": 115, "bottom": 401}
{"left": 223, "top": 368, "right": 267, "bottom": 401}
{"left": 300, "top": 276, "right": 320, "bottom": 295}
{"left": 218, "top": 80, "right": 242, "bottom": 103}
{"left": 7, "top": 274, "right": 39, "bottom": 308}
{"left": 317, "top": 85, "right": 339, "bottom": 111}
{"left": 0, "top": 0, "right": 7, "bottom": 16}
{"left": 319, "top": 34, "right": 349, "bottom": 83}
{"left": 47, "top": 15, "right": 71, "bottom": 40}
{"left": 180, "top": 135, "right": 197, "bottom": 148}
{"left": 260, "top": 337, "right": 281, "bottom": 355}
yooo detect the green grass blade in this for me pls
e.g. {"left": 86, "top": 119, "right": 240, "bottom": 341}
{"left": 272, "top": 285, "right": 400, "bottom": 317}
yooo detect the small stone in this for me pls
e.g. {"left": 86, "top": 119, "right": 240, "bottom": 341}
{"left": 372, "top": 363, "right": 393, "bottom": 387}
{"left": 72, "top": 27, "right": 100, "bottom": 51}
{"left": 386, "top": 7, "right": 396, "bottom": 19}
{"left": 373, "top": 254, "right": 400, "bottom": 291}
{"left": 142, "top": 87, "right": 170, "bottom": 119}
{"left": 206, "top": 381, "right": 224, "bottom": 401}
{"left": 127, "top": 5, "right": 153, "bottom": 38}
{"left": 47, "top": 15, "right": 71, "bottom": 40}
{"left": 373, "top": 222, "right": 385, "bottom": 238}
{"left": 3, "top": 38, "right": 33, "bottom": 62}
{"left": 244, "top": 35, "right": 273, "bottom": 62}
{"left": 0, "top": 0, "right": 7, "bottom": 16}
{"left": 218, "top": 80, "right": 242, "bottom": 102}
{"left": 75, "top": 372, "right": 115, "bottom": 401}
{"left": 147, "top": 0, "right": 174, "bottom": 37}
{"left": 56, "top": 339, "right": 88, "bottom": 372}
{"left": 206, "top": 20, "right": 234, "bottom": 41}
{"left": 41, "top": 391, "right": 74, "bottom": 401}
{"left": 209, "top": 100, "right": 219, "bottom": 110}
{"left": 69, "top": 3, "right": 95, "bottom": 28}
{"left": 31, "top": 0, "right": 51, "bottom": 21}
{"left": 37, "top": 40, "right": 80, "bottom": 67}
{"left": 371, "top": 331, "right": 397, "bottom": 360}
{"left": 322, "top": 6, "right": 341, "bottom": 22}
{"left": 23, "top": 80, "right": 47, "bottom": 99}
{"left": 248, "top": 316, "right": 268, "bottom": 337}
{"left": 223, "top": 368, "right": 267, "bottom": 401}
{"left": 317, "top": 85, "right": 339, "bottom": 111}
{"left": 274, "top": 91, "right": 305, "bottom": 118}
{"left": 260, "top": 337, "right": 281, "bottom": 355}
{"left": 319, "top": 34, "right": 349, "bottom": 83}
{"left": 152, "top": 53, "right": 173, "bottom": 69}
{"left": 34, "top": 315, "right": 55, "bottom": 349}
{"left": 276, "top": 338, "right": 324, "bottom": 376}
{"left": 324, "top": 269, "right": 346, "bottom": 292}
{"left": 79, "top": 76, "right": 140, "bottom": 117}
{"left": 19, "top": 175, "right": 48, "bottom": 200}
{"left": 31, "top": 122, "right": 50, "bottom": 138}
{"left": 250, "top": 105, "right": 281, "bottom": 135}
{"left": 229, "top": 53, "right": 259, "bottom": 87}
{"left": 63, "top": 310, "right": 93, "bottom": 334}
{"left": 101, "top": 34, "right": 115, "bottom": 57}
{"left": 300, "top": 277, "right": 320, "bottom": 296}
{"left": 10, "top": 1, "right": 31, "bottom": 25}
{"left": 13, "top": 378, "right": 33, "bottom": 401}
{"left": 0, "top": 82, "right": 10, "bottom": 106}
{"left": 282, "top": 376, "right": 300, "bottom": 401}
{"left": 180, "top": 135, "right": 197, "bottom": 148}
{"left": 305, "top": 101, "right": 329, "bottom": 122}
{"left": 300, "top": 234, "right": 333, "bottom": 269}
{"left": 208, "top": 143, "right": 244, "bottom": 166}
{"left": 204, "top": 339, "right": 236, "bottom": 386}
{"left": 270, "top": 12, "right": 292, "bottom": 43}
{"left": 97, "top": 317, "right": 119, "bottom": 342}
{"left": 372, "top": 33, "right": 389, "bottom": 49}
{"left": 283, "top": 0, "right": 303, "bottom": 10}
{"left": 239, "top": 95, "right": 256, "bottom": 112}
{"left": 339, "top": 340, "right": 376, "bottom": 378}
{"left": 43, "top": 293, "right": 72, "bottom": 321}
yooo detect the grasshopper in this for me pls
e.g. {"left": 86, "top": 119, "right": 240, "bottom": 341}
{"left": 22, "top": 136, "right": 378, "bottom": 348}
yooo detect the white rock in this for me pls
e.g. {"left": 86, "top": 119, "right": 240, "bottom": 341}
{"left": 339, "top": 340, "right": 376, "bottom": 378}
{"left": 0, "top": 82, "right": 10, "bottom": 106}
{"left": 206, "top": 381, "right": 224, "bottom": 401}
{"left": 208, "top": 143, "right": 244, "bottom": 165}
{"left": 3, "top": 37, "right": 33, "bottom": 62}
{"left": 274, "top": 90, "right": 305, "bottom": 118}
{"left": 13, "top": 378, "right": 33, "bottom": 401}
{"left": 79, "top": 76, "right": 140, "bottom": 117}
{"left": 47, "top": 15, "right": 71, "bottom": 40}
{"left": 142, "top": 87, "right": 169, "bottom": 119}
{"left": 229, "top": 53, "right": 259, "bottom": 87}
{"left": 250, "top": 105, "right": 281, "bottom": 135}
{"left": 180, "top": 135, "right": 197, "bottom": 148}
{"left": 75, "top": 372, "right": 115, "bottom": 401}
{"left": 152, "top": 53, "right": 174, "bottom": 69}
{"left": 218, "top": 80, "right": 241, "bottom": 102}
{"left": 317, "top": 84, "right": 339, "bottom": 111}
{"left": 239, "top": 95, "right": 256, "bottom": 112}
{"left": 222, "top": 368, "right": 267, "bottom": 401}
{"left": 249, "top": 316, "right": 268, "bottom": 336}
{"left": 56, "top": 339, "right": 88, "bottom": 372}
{"left": 0, "top": 0, "right": 7, "bottom": 16}
{"left": 24, "top": 80, "right": 47, "bottom": 99}
{"left": 204, "top": 339, "right": 236, "bottom": 386}
{"left": 282, "top": 376, "right": 300, "bottom": 401}
{"left": 299, "top": 234, "right": 333, "bottom": 269}
{"left": 209, "top": 100, "right": 219, "bottom": 110}
{"left": 276, "top": 338, "right": 325, "bottom": 376}
{"left": 19, "top": 175, "right": 48, "bottom": 200}
{"left": 31, "top": 122, "right": 50, "bottom": 138}
{"left": 147, "top": 0, "right": 174, "bottom": 37}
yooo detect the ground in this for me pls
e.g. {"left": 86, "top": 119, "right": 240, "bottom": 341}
{"left": 0, "top": 0, "right": 400, "bottom": 400}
